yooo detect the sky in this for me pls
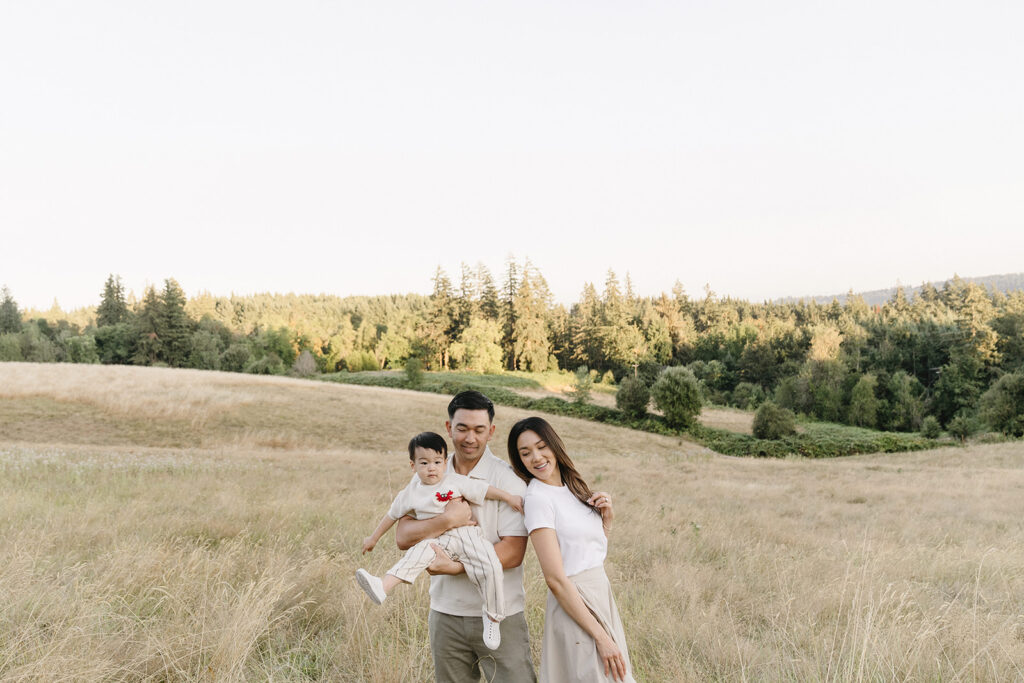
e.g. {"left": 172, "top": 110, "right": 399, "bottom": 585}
{"left": 2, "top": 1, "right": 1022, "bottom": 311}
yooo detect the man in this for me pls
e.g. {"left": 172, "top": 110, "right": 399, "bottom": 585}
{"left": 396, "top": 390, "right": 537, "bottom": 683}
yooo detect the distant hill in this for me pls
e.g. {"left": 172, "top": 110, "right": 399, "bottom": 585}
{"left": 780, "top": 272, "right": 1024, "bottom": 306}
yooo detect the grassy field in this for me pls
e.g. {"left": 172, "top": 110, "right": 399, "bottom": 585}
{"left": 1, "top": 363, "right": 1023, "bottom": 681}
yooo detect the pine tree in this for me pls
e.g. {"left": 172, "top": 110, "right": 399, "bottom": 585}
{"left": 571, "top": 282, "right": 603, "bottom": 368}
{"left": 133, "top": 286, "right": 162, "bottom": 365}
{"left": 512, "top": 263, "right": 552, "bottom": 372}
{"left": 158, "top": 279, "right": 193, "bottom": 367}
{"left": 0, "top": 286, "right": 21, "bottom": 334}
{"left": 477, "top": 263, "right": 500, "bottom": 321}
{"left": 96, "top": 274, "right": 129, "bottom": 327}
{"left": 419, "top": 267, "right": 457, "bottom": 369}
{"left": 501, "top": 257, "right": 519, "bottom": 369}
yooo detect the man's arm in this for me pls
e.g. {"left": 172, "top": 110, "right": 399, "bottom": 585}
{"left": 394, "top": 498, "right": 475, "bottom": 551}
{"left": 426, "top": 534, "right": 527, "bottom": 575}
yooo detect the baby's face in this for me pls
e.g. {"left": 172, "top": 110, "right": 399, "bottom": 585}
{"left": 411, "top": 447, "right": 447, "bottom": 486}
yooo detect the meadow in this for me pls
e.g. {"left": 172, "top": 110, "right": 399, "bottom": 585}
{"left": 1, "top": 363, "right": 1023, "bottom": 681}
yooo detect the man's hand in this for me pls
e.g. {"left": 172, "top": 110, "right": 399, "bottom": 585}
{"left": 425, "top": 543, "right": 465, "bottom": 576}
{"left": 439, "top": 497, "right": 475, "bottom": 531}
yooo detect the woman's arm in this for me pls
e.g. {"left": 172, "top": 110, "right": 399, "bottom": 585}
{"left": 530, "top": 528, "right": 628, "bottom": 681}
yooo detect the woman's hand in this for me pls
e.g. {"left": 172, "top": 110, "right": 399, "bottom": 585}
{"left": 596, "top": 633, "right": 628, "bottom": 681}
{"left": 587, "top": 490, "right": 614, "bottom": 529}
{"left": 507, "top": 494, "right": 524, "bottom": 514}
{"left": 361, "top": 536, "right": 376, "bottom": 554}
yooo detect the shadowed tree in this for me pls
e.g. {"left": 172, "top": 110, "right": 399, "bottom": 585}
{"left": 0, "top": 286, "right": 21, "bottom": 334}
{"left": 158, "top": 279, "right": 193, "bottom": 367}
{"left": 96, "top": 274, "right": 129, "bottom": 327}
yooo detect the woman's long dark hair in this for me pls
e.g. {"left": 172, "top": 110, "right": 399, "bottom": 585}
{"left": 507, "top": 417, "right": 598, "bottom": 514}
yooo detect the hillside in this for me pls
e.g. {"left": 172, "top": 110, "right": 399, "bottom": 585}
{"left": 2, "top": 363, "right": 1023, "bottom": 680}
{"left": 782, "top": 271, "right": 1024, "bottom": 306}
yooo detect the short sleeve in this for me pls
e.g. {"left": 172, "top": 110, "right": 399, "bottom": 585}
{"left": 450, "top": 473, "right": 489, "bottom": 506}
{"left": 494, "top": 467, "right": 528, "bottom": 537}
{"left": 386, "top": 478, "right": 416, "bottom": 520}
{"left": 523, "top": 488, "right": 556, "bottom": 534}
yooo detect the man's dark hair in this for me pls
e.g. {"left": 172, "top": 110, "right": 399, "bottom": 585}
{"left": 408, "top": 431, "right": 448, "bottom": 460}
{"left": 447, "top": 390, "right": 495, "bottom": 422}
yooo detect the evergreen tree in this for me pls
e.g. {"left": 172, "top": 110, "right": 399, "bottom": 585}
{"left": 0, "top": 286, "right": 20, "bottom": 334}
{"left": 501, "top": 257, "right": 519, "bottom": 369}
{"left": 456, "top": 262, "right": 477, "bottom": 333}
{"left": 419, "top": 267, "right": 457, "bottom": 369}
{"left": 133, "top": 286, "right": 162, "bottom": 365}
{"left": 571, "top": 282, "right": 603, "bottom": 369}
{"left": 96, "top": 274, "right": 129, "bottom": 327}
{"left": 477, "top": 263, "right": 500, "bottom": 321}
{"left": 512, "top": 263, "right": 552, "bottom": 371}
{"left": 158, "top": 279, "right": 193, "bottom": 366}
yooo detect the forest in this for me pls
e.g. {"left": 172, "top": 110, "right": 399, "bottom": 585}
{"left": 2, "top": 260, "right": 1023, "bottom": 436}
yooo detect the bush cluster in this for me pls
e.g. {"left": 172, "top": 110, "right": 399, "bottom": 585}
{"left": 615, "top": 377, "right": 650, "bottom": 418}
{"left": 321, "top": 370, "right": 944, "bottom": 458}
{"left": 752, "top": 402, "right": 797, "bottom": 440}
{"left": 650, "top": 367, "right": 703, "bottom": 429}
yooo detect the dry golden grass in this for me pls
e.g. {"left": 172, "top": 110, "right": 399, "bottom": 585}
{"left": 2, "top": 362, "right": 1023, "bottom": 681}
{"left": 697, "top": 407, "right": 755, "bottom": 435}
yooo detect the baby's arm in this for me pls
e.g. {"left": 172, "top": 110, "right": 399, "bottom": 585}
{"left": 362, "top": 513, "right": 397, "bottom": 554}
{"left": 485, "top": 485, "right": 524, "bottom": 514}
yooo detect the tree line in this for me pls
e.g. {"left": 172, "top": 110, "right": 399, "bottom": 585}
{"left": 2, "top": 262, "right": 1023, "bottom": 435}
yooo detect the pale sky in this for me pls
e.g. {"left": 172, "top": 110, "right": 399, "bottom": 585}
{"left": 2, "top": 1, "right": 1022, "bottom": 311}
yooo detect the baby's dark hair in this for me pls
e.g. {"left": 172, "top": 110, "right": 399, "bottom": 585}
{"left": 408, "top": 431, "right": 448, "bottom": 460}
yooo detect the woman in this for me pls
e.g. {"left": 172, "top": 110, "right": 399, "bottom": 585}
{"left": 507, "top": 416, "right": 635, "bottom": 683}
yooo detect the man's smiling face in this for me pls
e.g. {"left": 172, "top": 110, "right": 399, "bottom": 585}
{"left": 446, "top": 408, "right": 495, "bottom": 463}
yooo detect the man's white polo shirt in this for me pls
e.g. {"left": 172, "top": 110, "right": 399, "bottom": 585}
{"left": 428, "top": 446, "right": 528, "bottom": 617}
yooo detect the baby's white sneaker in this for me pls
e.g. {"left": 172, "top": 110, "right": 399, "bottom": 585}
{"left": 356, "top": 569, "right": 387, "bottom": 605}
{"left": 482, "top": 613, "right": 501, "bottom": 650}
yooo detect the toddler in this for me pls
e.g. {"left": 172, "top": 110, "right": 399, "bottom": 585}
{"left": 356, "top": 431, "right": 523, "bottom": 650}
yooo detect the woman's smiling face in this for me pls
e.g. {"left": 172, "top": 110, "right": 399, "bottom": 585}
{"left": 516, "top": 429, "right": 561, "bottom": 485}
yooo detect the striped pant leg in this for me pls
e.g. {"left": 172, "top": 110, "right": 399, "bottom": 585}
{"left": 448, "top": 525, "right": 506, "bottom": 622}
{"left": 386, "top": 535, "right": 446, "bottom": 584}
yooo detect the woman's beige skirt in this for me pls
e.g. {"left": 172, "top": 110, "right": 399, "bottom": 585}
{"left": 540, "top": 564, "right": 636, "bottom": 683}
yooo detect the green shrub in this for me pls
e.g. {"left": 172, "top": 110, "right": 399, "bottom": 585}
{"left": 979, "top": 370, "right": 1024, "bottom": 436}
{"left": 847, "top": 374, "right": 879, "bottom": 428}
{"left": 650, "top": 367, "right": 703, "bottom": 429}
{"left": 220, "top": 342, "right": 252, "bottom": 373}
{"left": 752, "top": 401, "right": 797, "bottom": 440}
{"left": 600, "top": 370, "right": 616, "bottom": 385}
{"left": 565, "top": 366, "right": 594, "bottom": 405}
{"left": 0, "top": 333, "right": 22, "bottom": 361}
{"left": 730, "top": 382, "right": 766, "bottom": 410}
{"left": 344, "top": 350, "right": 378, "bottom": 372}
{"left": 947, "top": 413, "right": 980, "bottom": 443}
{"left": 404, "top": 357, "right": 424, "bottom": 387}
{"left": 920, "top": 415, "right": 941, "bottom": 439}
{"left": 245, "top": 353, "right": 285, "bottom": 375}
{"left": 64, "top": 334, "right": 100, "bottom": 364}
{"left": 615, "top": 377, "right": 650, "bottom": 418}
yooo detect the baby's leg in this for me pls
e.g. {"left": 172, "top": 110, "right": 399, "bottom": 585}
{"left": 386, "top": 536, "right": 445, "bottom": 586}
{"left": 447, "top": 526, "right": 505, "bottom": 622}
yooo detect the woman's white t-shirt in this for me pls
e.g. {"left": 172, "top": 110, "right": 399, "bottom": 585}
{"left": 523, "top": 478, "right": 607, "bottom": 577}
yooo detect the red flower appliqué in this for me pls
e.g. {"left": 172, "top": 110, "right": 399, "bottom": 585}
{"left": 436, "top": 490, "right": 454, "bottom": 503}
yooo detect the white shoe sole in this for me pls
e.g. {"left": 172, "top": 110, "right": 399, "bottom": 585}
{"left": 356, "top": 569, "right": 386, "bottom": 605}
